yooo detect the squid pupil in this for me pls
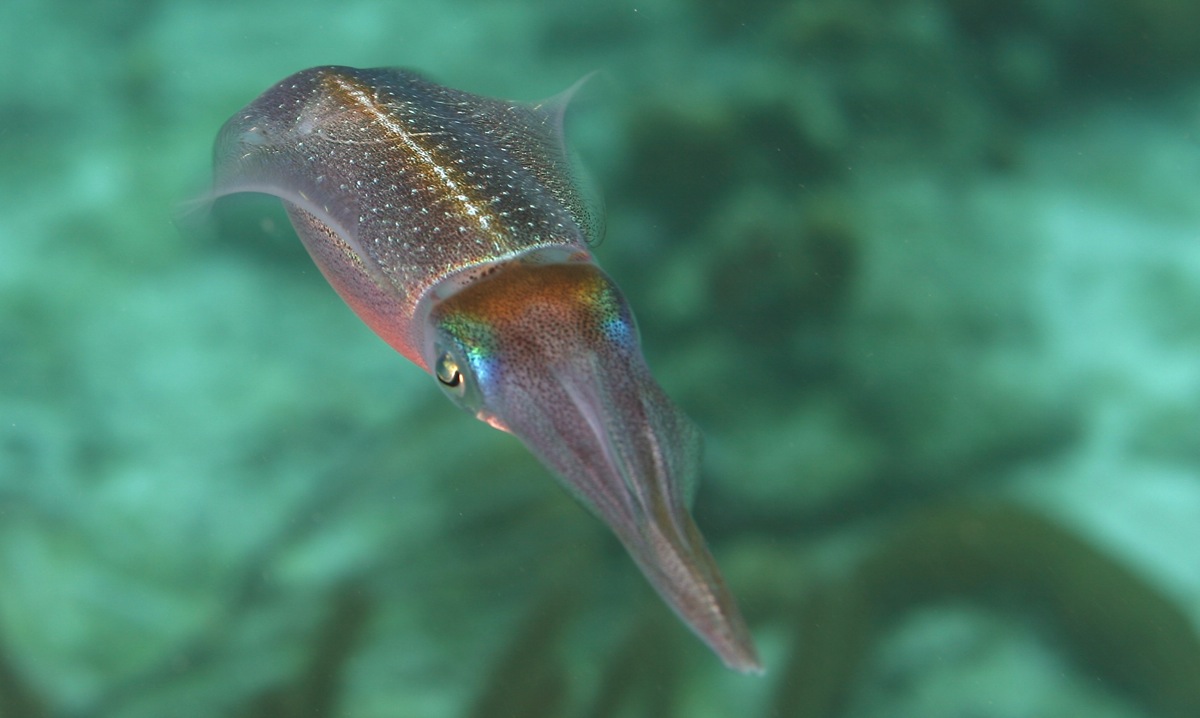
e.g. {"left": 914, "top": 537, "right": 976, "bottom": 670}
{"left": 437, "top": 355, "right": 463, "bottom": 388}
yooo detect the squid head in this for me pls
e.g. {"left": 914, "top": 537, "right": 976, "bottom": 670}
{"left": 418, "top": 251, "right": 761, "bottom": 673}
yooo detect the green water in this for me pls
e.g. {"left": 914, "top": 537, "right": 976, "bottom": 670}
{"left": 2, "top": 1, "right": 1199, "bottom": 716}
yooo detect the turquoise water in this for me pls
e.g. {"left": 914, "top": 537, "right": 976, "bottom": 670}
{"left": 2, "top": 1, "right": 1199, "bottom": 716}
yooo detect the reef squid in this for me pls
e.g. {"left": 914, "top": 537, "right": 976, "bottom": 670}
{"left": 209, "top": 66, "right": 761, "bottom": 672}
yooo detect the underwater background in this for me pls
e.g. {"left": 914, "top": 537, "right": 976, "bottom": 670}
{"left": 2, "top": 0, "right": 1199, "bottom": 716}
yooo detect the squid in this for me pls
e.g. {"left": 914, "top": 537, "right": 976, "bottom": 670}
{"left": 209, "top": 66, "right": 761, "bottom": 672}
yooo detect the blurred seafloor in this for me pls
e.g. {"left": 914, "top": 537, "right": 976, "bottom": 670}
{"left": 1, "top": 0, "right": 1199, "bottom": 717}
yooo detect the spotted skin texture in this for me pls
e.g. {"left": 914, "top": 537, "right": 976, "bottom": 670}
{"left": 213, "top": 66, "right": 594, "bottom": 367}
{"left": 211, "top": 67, "right": 761, "bottom": 672}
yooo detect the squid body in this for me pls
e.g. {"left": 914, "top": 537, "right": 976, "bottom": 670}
{"left": 210, "top": 66, "right": 760, "bottom": 672}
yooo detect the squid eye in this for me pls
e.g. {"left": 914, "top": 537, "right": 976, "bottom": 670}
{"left": 435, "top": 352, "right": 466, "bottom": 396}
